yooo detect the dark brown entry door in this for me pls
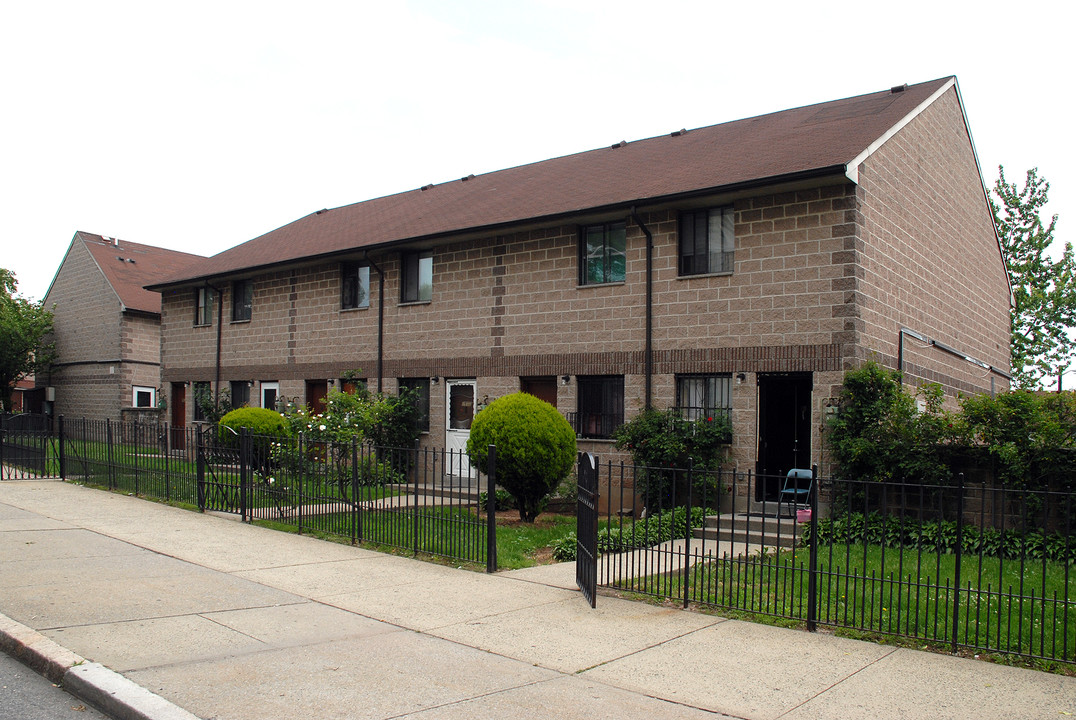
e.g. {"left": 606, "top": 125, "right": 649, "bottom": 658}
{"left": 306, "top": 380, "right": 328, "bottom": 414}
{"left": 170, "top": 383, "right": 186, "bottom": 451}
{"left": 520, "top": 376, "right": 557, "bottom": 407}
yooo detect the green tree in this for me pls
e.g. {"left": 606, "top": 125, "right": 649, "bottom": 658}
{"left": 991, "top": 166, "right": 1076, "bottom": 388}
{"left": 0, "top": 269, "right": 55, "bottom": 412}
{"left": 466, "top": 392, "right": 576, "bottom": 522}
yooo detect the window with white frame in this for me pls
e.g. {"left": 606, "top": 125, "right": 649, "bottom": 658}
{"left": 260, "top": 381, "right": 279, "bottom": 410}
{"left": 679, "top": 206, "right": 735, "bottom": 276}
{"left": 132, "top": 386, "right": 156, "bottom": 408}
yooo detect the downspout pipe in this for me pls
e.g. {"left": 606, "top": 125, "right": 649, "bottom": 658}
{"left": 630, "top": 206, "right": 654, "bottom": 410}
{"left": 205, "top": 281, "right": 224, "bottom": 410}
{"left": 365, "top": 252, "right": 385, "bottom": 394}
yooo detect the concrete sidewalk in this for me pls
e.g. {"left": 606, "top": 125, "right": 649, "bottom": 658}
{"left": 1, "top": 479, "right": 1073, "bottom": 720}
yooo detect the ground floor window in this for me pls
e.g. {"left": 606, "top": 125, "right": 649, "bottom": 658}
{"left": 520, "top": 376, "right": 557, "bottom": 407}
{"left": 575, "top": 375, "right": 624, "bottom": 439}
{"left": 132, "top": 385, "right": 155, "bottom": 408}
{"left": 230, "top": 381, "right": 251, "bottom": 408}
{"left": 398, "top": 377, "right": 430, "bottom": 432}
{"left": 193, "top": 382, "right": 211, "bottom": 421}
{"left": 676, "top": 374, "right": 732, "bottom": 422}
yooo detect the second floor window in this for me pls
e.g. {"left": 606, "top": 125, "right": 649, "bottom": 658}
{"left": 400, "top": 251, "right": 432, "bottom": 303}
{"left": 679, "top": 206, "right": 735, "bottom": 276}
{"left": 194, "top": 287, "right": 214, "bottom": 326}
{"left": 579, "top": 222, "right": 626, "bottom": 285}
{"left": 232, "top": 280, "right": 252, "bottom": 322}
{"left": 341, "top": 263, "right": 370, "bottom": 309}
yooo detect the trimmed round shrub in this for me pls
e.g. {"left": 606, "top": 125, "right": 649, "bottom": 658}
{"left": 218, "top": 407, "right": 288, "bottom": 444}
{"left": 466, "top": 392, "right": 576, "bottom": 522}
{"left": 217, "top": 407, "right": 289, "bottom": 474}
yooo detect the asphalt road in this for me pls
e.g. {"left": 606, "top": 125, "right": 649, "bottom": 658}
{"left": 0, "top": 651, "right": 109, "bottom": 720}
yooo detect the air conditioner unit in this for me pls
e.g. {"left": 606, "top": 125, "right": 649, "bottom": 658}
{"left": 45, "top": 387, "right": 56, "bottom": 402}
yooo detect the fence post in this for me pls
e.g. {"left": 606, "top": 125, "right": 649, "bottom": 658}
{"left": 486, "top": 444, "right": 497, "bottom": 573}
{"left": 296, "top": 432, "right": 303, "bottom": 533}
{"left": 952, "top": 472, "right": 965, "bottom": 654}
{"left": 351, "top": 438, "right": 359, "bottom": 545}
{"left": 683, "top": 457, "right": 693, "bottom": 609}
{"left": 133, "top": 422, "right": 141, "bottom": 497}
{"left": 240, "top": 427, "right": 250, "bottom": 523}
{"left": 196, "top": 428, "right": 206, "bottom": 511}
{"left": 163, "top": 423, "right": 171, "bottom": 501}
{"left": 106, "top": 418, "right": 115, "bottom": 490}
{"left": 58, "top": 415, "right": 66, "bottom": 480}
{"left": 806, "top": 464, "right": 819, "bottom": 632}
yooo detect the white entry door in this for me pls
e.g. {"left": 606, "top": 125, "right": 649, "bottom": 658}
{"left": 445, "top": 379, "right": 476, "bottom": 477}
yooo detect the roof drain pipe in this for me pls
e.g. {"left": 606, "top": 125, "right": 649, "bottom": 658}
{"left": 206, "top": 281, "right": 224, "bottom": 411}
{"left": 631, "top": 206, "right": 654, "bottom": 411}
{"left": 365, "top": 252, "right": 386, "bottom": 394}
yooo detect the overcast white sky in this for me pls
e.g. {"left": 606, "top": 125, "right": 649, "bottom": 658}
{"left": 2, "top": 0, "right": 1071, "bottom": 308}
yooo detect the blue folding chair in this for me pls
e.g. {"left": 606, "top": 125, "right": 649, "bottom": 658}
{"left": 779, "top": 468, "right": 813, "bottom": 517}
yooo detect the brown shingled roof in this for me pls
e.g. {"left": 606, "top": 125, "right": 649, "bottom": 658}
{"left": 77, "top": 232, "right": 205, "bottom": 314}
{"left": 153, "top": 77, "right": 956, "bottom": 288}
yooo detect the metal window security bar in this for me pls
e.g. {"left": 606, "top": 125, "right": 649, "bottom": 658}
{"left": 582, "top": 461, "right": 1075, "bottom": 666}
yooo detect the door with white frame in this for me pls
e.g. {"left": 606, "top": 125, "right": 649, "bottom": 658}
{"left": 445, "top": 379, "right": 476, "bottom": 478}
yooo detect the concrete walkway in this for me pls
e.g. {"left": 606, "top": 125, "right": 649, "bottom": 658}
{"left": 1, "top": 479, "right": 1073, "bottom": 720}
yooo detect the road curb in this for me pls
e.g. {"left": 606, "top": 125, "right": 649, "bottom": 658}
{"left": 0, "top": 612, "right": 200, "bottom": 720}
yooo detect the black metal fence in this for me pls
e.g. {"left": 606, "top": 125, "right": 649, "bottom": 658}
{"left": 0, "top": 413, "right": 52, "bottom": 479}
{"left": 587, "top": 458, "right": 1076, "bottom": 667}
{"left": 194, "top": 426, "right": 497, "bottom": 570}
{"left": 11, "top": 416, "right": 497, "bottom": 571}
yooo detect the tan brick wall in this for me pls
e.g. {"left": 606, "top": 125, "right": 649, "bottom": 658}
{"left": 42, "top": 239, "right": 165, "bottom": 421}
{"left": 855, "top": 86, "right": 1011, "bottom": 396}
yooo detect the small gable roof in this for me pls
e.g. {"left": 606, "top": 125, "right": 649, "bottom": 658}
{"left": 74, "top": 232, "right": 205, "bottom": 314}
{"left": 153, "top": 76, "right": 958, "bottom": 288}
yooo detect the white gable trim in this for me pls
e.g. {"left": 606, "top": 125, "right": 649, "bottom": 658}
{"left": 845, "top": 78, "right": 956, "bottom": 184}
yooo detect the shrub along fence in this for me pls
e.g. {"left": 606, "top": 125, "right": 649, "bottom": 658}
{"left": 587, "top": 457, "right": 1075, "bottom": 667}
{"left": 44, "top": 417, "right": 498, "bottom": 571}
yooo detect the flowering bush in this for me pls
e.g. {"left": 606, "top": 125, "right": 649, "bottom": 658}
{"left": 613, "top": 408, "right": 731, "bottom": 508}
{"left": 282, "top": 386, "right": 420, "bottom": 450}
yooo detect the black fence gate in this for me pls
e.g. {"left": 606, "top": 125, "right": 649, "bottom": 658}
{"left": 576, "top": 451, "right": 598, "bottom": 607}
{"left": 0, "top": 413, "right": 51, "bottom": 479}
{"left": 196, "top": 425, "right": 249, "bottom": 519}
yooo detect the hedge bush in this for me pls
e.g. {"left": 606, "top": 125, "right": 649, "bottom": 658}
{"left": 801, "top": 511, "right": 1076, "bottom": 564}
{"left": 466, "top": 392, "right": 576, "bottom": 522}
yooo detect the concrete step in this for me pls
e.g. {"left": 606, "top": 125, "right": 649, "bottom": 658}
{"left": 692, "top": 513, "right": 804, "bottom": 549}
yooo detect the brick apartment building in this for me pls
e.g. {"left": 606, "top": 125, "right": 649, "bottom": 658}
{"left": 149, "top": 76, "right": 1011, "bottom": 484}
{"left": 39, "top": 232, "right": 203, "bottom": 422}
